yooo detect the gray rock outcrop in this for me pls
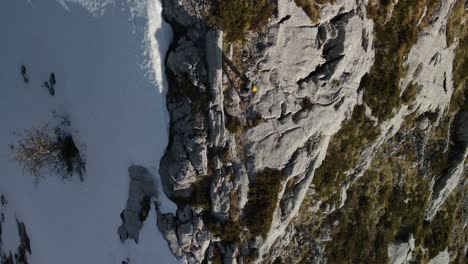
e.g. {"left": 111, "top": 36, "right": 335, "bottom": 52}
{"left": 156, "top": 206, "right": 212, "bottom": 263}
{"left": 118, "top": 165, "right": 158, "bottom": 243}
{"left": 157, "top": 0, "right": 467, "bottom": 262}
{"left": 159, "top": 0, "right": 375, "bottom": 261}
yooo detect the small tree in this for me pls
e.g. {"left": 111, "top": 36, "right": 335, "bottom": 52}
{"left": 11, "top": 117, "right": 85, "bottom": 183}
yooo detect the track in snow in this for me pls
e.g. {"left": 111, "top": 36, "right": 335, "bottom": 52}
{"left": 0, "top": 0, "right": 176, "bottom": 263}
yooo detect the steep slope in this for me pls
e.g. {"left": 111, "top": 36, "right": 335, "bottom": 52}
{"left": 157, "top": 0, "right": 467, "bottom": 263}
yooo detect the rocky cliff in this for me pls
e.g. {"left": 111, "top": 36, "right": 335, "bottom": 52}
{"left": 157, "top": 0, "right": 467, "bottom": 263}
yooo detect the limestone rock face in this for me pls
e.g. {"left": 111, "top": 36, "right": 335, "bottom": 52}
{"left": 156, "top": 206, "right": 212, "bottom": 263}
{"left": 425, "top": 109, "right": 468, "bottom": 221}
{"left": 158, "top": 0, "right": 467, "bottom": 263}
{"left": 428, "top": 250, "right": 451, "bottom": 264}
{"left": 118, "top": 166, "right": 158, "bottom": 243}
{"left": 211, "top": 166, "right": 233, "bottom": 221}
{"left": 159, "top": 0, "right": 211, "bottom": 200}
{"left": 387, "top": 236, "right": 415, "bottom": 264}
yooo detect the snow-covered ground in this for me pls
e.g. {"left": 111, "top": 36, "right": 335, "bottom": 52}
{"left": 0, "top": 0, "right": 178, "bottom": 263}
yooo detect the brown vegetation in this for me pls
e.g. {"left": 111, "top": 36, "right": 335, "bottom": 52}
{"left": 294, "top": 0, "right": 334, "bottom": 23}
{"left": 364, "top": 0, "right": 443, "bottom": 120}
{"left": 12, "top": 121, "right": 85, "bottom": 183}
{"left": 211, "top": 0, "right": 277, "bottom": 42}
{"left": 243, "top": 168, "right": 284, "bottom": 237}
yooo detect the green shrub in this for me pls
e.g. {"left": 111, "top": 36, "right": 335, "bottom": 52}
{"left": 212, "top": 0, "right": 276, "bottom": 42}
{"left": 203, "top": 212, "right": 243, "bottom": 243}
{"left": 294, "top": 0, "right": 320, "bottom": 23}
{"left": 294, "top": 0, "right": 334, "bottom": 23}
{"left": 243, "top": 168, "right": 284, "bottom": 237}
{"left": 300, "top": 96, "right": 313, "bottom": 110}
{"left": 225, "top": 113, "right": 243, "bottom": 135}
{"left": 313, "top": 104, "right": 380, "bottom": 205}
{"left": 320, "top": 113, "right": 464, "bottom": 263}
{"left": 190, "top": 176, "right": 213, "bottom": 210}
{"left": 401, "top": 82, "right": 419, "bottom": 104}
{"left": 324, "top": 151, "right": 430, "bottom": 263}
{"left": 363, "top": 0, "right": 442, "bottom": 120}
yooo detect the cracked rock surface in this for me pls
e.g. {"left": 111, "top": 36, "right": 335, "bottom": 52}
{"left": 157, "top": 0, "right": 467, "bottom": 263}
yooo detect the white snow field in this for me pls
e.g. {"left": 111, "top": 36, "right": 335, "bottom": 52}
{"left": 0, "top": 0, "right": 178, "bottom": 263}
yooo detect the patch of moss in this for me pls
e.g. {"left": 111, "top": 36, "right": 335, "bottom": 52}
{"left": 212, "top": 0, "right": 277, "bottom": 42}
{"left": 294, "top": 0, "right": 335, "bottom": 23}
{"left": 189, "top": 176, "right": 213, "bottom": 210}
{"left": 300, "top": 96, "right": 313, "bottom": 111}
{"left": 225, "top": 112, "right": 243, "bottom": 135}
{"left": 401, "top": 82, "right": 420, "bottom": 104}
{"left": 203, "top": 212, "right": 243, "bottom": 243}
{"left": 294, "top": 0, "right": 320, "bottom": 23}
{"left": 243, "top": 250, "right": 259, "bottom": 264}
{"left": 243, "top": 168, "right": 284, "bottom": 237}
{"left": 363, "top": 0, "right": 442, "bottom": 120}
{"left": 293, "top": 3, "right": 466, "bottom": 258}
{"left": 321, "top": 115, "right": 464, "bottom": 263}
{"left": 325, "top": 143, "right": 430, "bottom": 263}
{"left": 423, "top": 193, "right": 458, "bottom": 258}
{"left": 447, "top": 0, "right": 468, "bottom": 114}
{"left": 313, "top": 104, "right": 380, "bottom": 206}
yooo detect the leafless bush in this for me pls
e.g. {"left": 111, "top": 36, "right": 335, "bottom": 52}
{"left": 11, "top": 118, "right": 85, "bottom": 183}
{"left": 12, "top": 125, "right": 56, "bottom": 179}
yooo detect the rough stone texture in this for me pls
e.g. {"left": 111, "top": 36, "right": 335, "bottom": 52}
{"left": 428, "top": 249, "right": 451, "bottom": 264}
{"left": 387, "top": 236, "right": 415, "bottom": 264}
{"left": 118, "top": 165, "right": 158, "bottom": 243}
{"left": 157, "top": 208, "right": 212, "bottom": 262}
{"left": 159, "top": 0, "right": 211, "bottom": 200}
{"left": 247, "top": 0, "right": 375, "bottom": 258}
{"left": 157, "top": 210, "right": 182, "bottom": 256}
{"left": 158, "top": 0, "right": 368, "bottom": 261}
{"left": 425, "top": 109, "right": 468, "bottom": 220}
{"left": 158, "top": 0, "right": 467, "bottom": 262}
{"left": 206, "top": 29, "right": 226, "bottom": 149}
{"left": 344, "top": 0, "right": 463, "bottom": 216}
{"left": 326, "top": 2, "right": 466, "bottom": 261}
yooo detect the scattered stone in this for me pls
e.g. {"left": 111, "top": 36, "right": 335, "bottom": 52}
{"left": 14, "top": 220, "right": 31, "bottom": 264}
{"left": 41, "top": 81, "right": 55, "bottom": 96}
{"left": 40, "top": 72, "right": 56, "bottom": 96}
{"left": 0, "top": 195, "right": 6, "bottom": 206}
{"left": 118, "top": 165, "right": 158, "bottom": 243}
{"left": 49, "top": 73, "right": 56, "bottom": 86}
{"left": 20, "top": 65, "right": 29, "bottom": 83}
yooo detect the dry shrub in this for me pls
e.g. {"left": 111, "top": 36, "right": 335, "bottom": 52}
{"left": 12, "top": 118, "right": 85, "bottom": 183}
{"left": 212, "top": 0, "right": 276, "bottom": 42}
